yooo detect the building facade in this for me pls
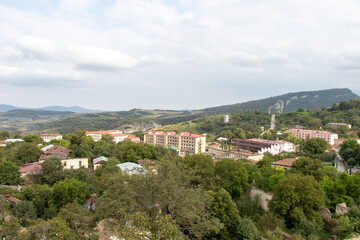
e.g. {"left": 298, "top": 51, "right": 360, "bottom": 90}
{"left": 144, "top": 131, "right": 206, "bottom": 154}
{"left": 285, "top": 128, "right": 338, "bottom": 145}
{"left": 40, "top": 133, "right": 63, "bottom": 143}
{"left": 208, "top": 146, "right": 263, "bottom": 163}
{"left": 230, "top": 139, "right": 295, "bottom": 155}
{"left": 86, "top": 130, "right": 123, "bottom": 142}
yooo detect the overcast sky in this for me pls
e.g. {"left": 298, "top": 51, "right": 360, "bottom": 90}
{"left": 0, "top": 0, "right": 360, "bottom": 111}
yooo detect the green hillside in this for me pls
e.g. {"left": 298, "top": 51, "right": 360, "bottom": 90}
{"left": 200, "top": 88, "right": 359, "bottom": 114}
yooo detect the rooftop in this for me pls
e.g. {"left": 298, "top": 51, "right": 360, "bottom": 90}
{"left": 19, "top": 162, "right": 43, "bottom": 173}
{"left": 117, "top": 162, "right": 146, "bottom": 175}
{"left": 272, "top": 158, "right": 297, "bottom": 167}
{"left": 286, "top": 129, "right": 337, "bottom": 135}
{"left": 2, "top": 194, "right": 21, "bottom": 204}
{"left": 93, "top": 156, "right": 108, "bottom": 164}
{"left": 40, "top": 133, "right": 62, "bottom": 137}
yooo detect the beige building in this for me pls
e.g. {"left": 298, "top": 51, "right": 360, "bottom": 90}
{"left": 285, "top": 128, "right": 338, "bottom": 145}
{"left": 208, "top": 146, "right": 263, "bottom": 163}
{"left": 144, "top": 131, "right": 206, "bottom": 154}
{"left": 40, "top": 133, "right": 62, "bottom": 143}
{"left": 61, "top": 158, "right": 88, "bottom": 169}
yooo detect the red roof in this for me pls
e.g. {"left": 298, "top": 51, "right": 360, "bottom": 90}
{"left": 272, "top": 158, "right": 297, "bottom": 167}
{"left": 19, "top": 162, "right": 42, "bottom": 173}
{"left": 86, "top": 130, "right": 122, "bottom": 135}
{"left": 0, "top": 140, "right": 6, "bottom": 144}
{"left": 111, "top": 134, "right": 128, "bottom": 137}
{"left": 40, "top": 133, "right": 62, "bottom": 137}
{"left": 180, "top": 132, "right": 205, "bottom": 138}
{"left": 45, "top": 145, "right": 72, "bottom": 156}
{"left": 126, "top": 136, "right": 140, "bottom": 140}
{"left": 2, "top": 194, "right": 21, "bottom": 204}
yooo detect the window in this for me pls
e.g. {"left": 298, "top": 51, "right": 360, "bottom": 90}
{"left": 79, "top": 161, "right": 82, "bottom": 166}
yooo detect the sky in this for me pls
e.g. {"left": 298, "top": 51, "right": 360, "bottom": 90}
{"left": 0, "top": 0, "right": 360, "bottom": 111}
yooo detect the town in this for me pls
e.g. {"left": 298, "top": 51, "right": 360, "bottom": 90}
{"left": 1, "top": 105, "right": 360, "bottom": 239}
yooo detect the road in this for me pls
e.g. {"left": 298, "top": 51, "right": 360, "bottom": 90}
{"left": 336, "top": 157, "right": 347, "bottom": 173}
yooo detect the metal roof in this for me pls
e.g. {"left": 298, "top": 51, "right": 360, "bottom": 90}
{"left": 117, "top": 162, "right": 145, "bottom": 175}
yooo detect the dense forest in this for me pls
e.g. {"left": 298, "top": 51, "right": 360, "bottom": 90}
{"left": 0, "top": 129, "right": 360, "bottom": 239}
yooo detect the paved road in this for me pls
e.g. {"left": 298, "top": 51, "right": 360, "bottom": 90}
{"left": 336, "top": 157, "right": 347, "bottom": 173}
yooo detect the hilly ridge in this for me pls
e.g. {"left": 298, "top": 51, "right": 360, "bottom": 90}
{"left": 1, "top": 88, "right": 358, "bottom": 134}
{"left": 200, "top": 88, "right": 359, "bottom": 114}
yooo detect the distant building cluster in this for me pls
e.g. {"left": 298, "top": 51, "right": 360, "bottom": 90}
{"left": 85, "top": 130, "right": 140, "bottom": 143}
{"left": 285, "top": 128, "right": 338, "bottom": 145}
{"left": 230, "top": 138, "right": 296, "bottom": 155}
{"left": 144, "top": 131, "right": 206, "bottom": 154}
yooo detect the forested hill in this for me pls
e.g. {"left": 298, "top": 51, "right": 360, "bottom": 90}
{"left": 200, "top": 88, "right": 359, "bottom": 114}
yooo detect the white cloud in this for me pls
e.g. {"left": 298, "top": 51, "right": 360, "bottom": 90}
{"left": 0, "top": 65, "right": 23, "bottom": 76}
{"left": 0, "top": 93, "right": 8, "bottom": 97}
{"left": 17, "top": 35, "right": 137, "bottom": 70}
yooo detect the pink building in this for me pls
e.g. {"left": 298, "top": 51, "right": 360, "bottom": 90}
{"left": 285, "top": 129, "right": 338, "bottom": 145}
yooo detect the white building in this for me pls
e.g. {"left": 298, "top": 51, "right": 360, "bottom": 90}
{"left": 230, "top": 139, "right": 295, "bottom": 155}
{"left": 86, "top": 130, "right": 123, "bottom": 142}
{"left": 326, "top": 123, "right": 352, "bottom": 129}
{"left": 40, "top": 133, "right": 62, "bottom": 143}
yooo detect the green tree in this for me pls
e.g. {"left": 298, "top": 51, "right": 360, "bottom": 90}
{"left": 291, "top": 157, "right": 325, "bottom": 181}
{"left": 52, "top": 178, "right": 89, "bottom": 209}
{"left": 0, "top": 215, "right": 21, "bottom": 239}
{"left": 270, "top": 174, "right": 325, "bottom": 227}
{"left": 182, "top": 154, "right": 215, "bottom": 189}
{"left": 58, "top": 202, "right": 95, "bottom": 236}
{"left": 20, "top": 184, "right": 53, "bottom": 218}
{"left": 207, "top": 188, "right": 241, "bottom": 239}
{"left": 301, "top": 138, "right": 328, "bottom": 156}
{"left": 215, "top": 159, "right": 249, "bottom": 199}
{"left": 0, "top": 161, "right": 20, "bottom": 185}
{"left": 41, "top": 157, "right": 64, "bottom": 185}
{"left": 237, "top": 218, "right": 259, "bottom": 240}
{"left": 18, "top": 217, "right": 76, "bottom": 240}
{"left": 234, "top": 128, "right": 246, "bottom": 139}
{"left": 23, "top": 134, "right": 43, "bottom": 143}
{"left": 100, "top": 133, "right": 114, "bottom": 143}
{"left": 13, "top": 201, "right": 37, "bottom": 226}
{"left": 340, "top": 139, "right": 360, "bottom": 166}
{"left": 0, "top": 130, "right": 10, "bottom": 140}
{"left": 4, "top": 142, "right": 42, "bottom": 165}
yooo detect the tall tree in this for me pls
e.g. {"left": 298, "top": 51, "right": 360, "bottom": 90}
{"left": 0, "top": 161, "right": 20, "bottom": 185}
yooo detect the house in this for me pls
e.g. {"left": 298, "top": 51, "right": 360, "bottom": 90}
{"left": 40, "top": 133, "right": 62, "bottom": 143}
{"left": 0, "top": 140, "right": 5, "bottom": 147}
{"left": 39, "top": 145, "right": 88, "bottom": 169}
{"left": 40, "top": 144, "right": 54, "bottom": 152}
{"left": 285, "top": 129, "right": 338, "bottom": 145}
{"left": 117, "top": 162, "right": 146, "bottom": 175}
{"left": 230, "top": 139, "right": 295, "bottom": 155}
{"left": 271, "top": 158, "right": 297, "bottom": 170}
{"left": 208, "top": 146, "right": 263, "bottom": 163}
{"left": 1, "top": 194, "right": 21, "bottom": 205}
{"left": 326, "top": 123, "right": 352, "bottom": 129}
{"left": 144, "top": 131, "right": 206, "bottom": 154}
{"left": 126, "top": 136, "right": 141, "bottom": 143}
{"left": 4, "top": 139, "right": 24, "bottom": 143}
{"left": 19, "top": 162, "right": 43, "bottom": 178}
{"left": 86, "top": 130, "right": 123, "bottom": 142}
{"left": 111, "top": 134, "right": 129, "bottom": 143}
{"left": 93, "top": 156, "right": 108, "bottom": 170}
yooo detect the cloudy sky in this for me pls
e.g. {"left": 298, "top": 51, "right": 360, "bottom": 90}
{"left": 0, "top": 0, "right": 360, "bottom": 111}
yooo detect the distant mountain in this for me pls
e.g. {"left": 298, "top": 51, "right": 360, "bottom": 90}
{"left": 36, "top": 106, "right": 102, "bottom": 113}
{"left": 0, "top": 104, "right": 102, "bottom": 113}
{"left": 200, "top": 88, "right": 359, "bottom": 114}
{"left": 0, "top": 104, "right": 18, "bottom": 111}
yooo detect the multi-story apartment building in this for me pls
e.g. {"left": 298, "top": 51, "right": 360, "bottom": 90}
{"left": 231, "top": 138, "right": 295, "bottom": 155}
{"left": 285, "top": 128, "right": 338, "bottom": 145}
{"left": 40, "top": 133, "right": 62, "bottom": 143}
{"left": 144, "top": 131, "right": 206, "bottom": 154}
